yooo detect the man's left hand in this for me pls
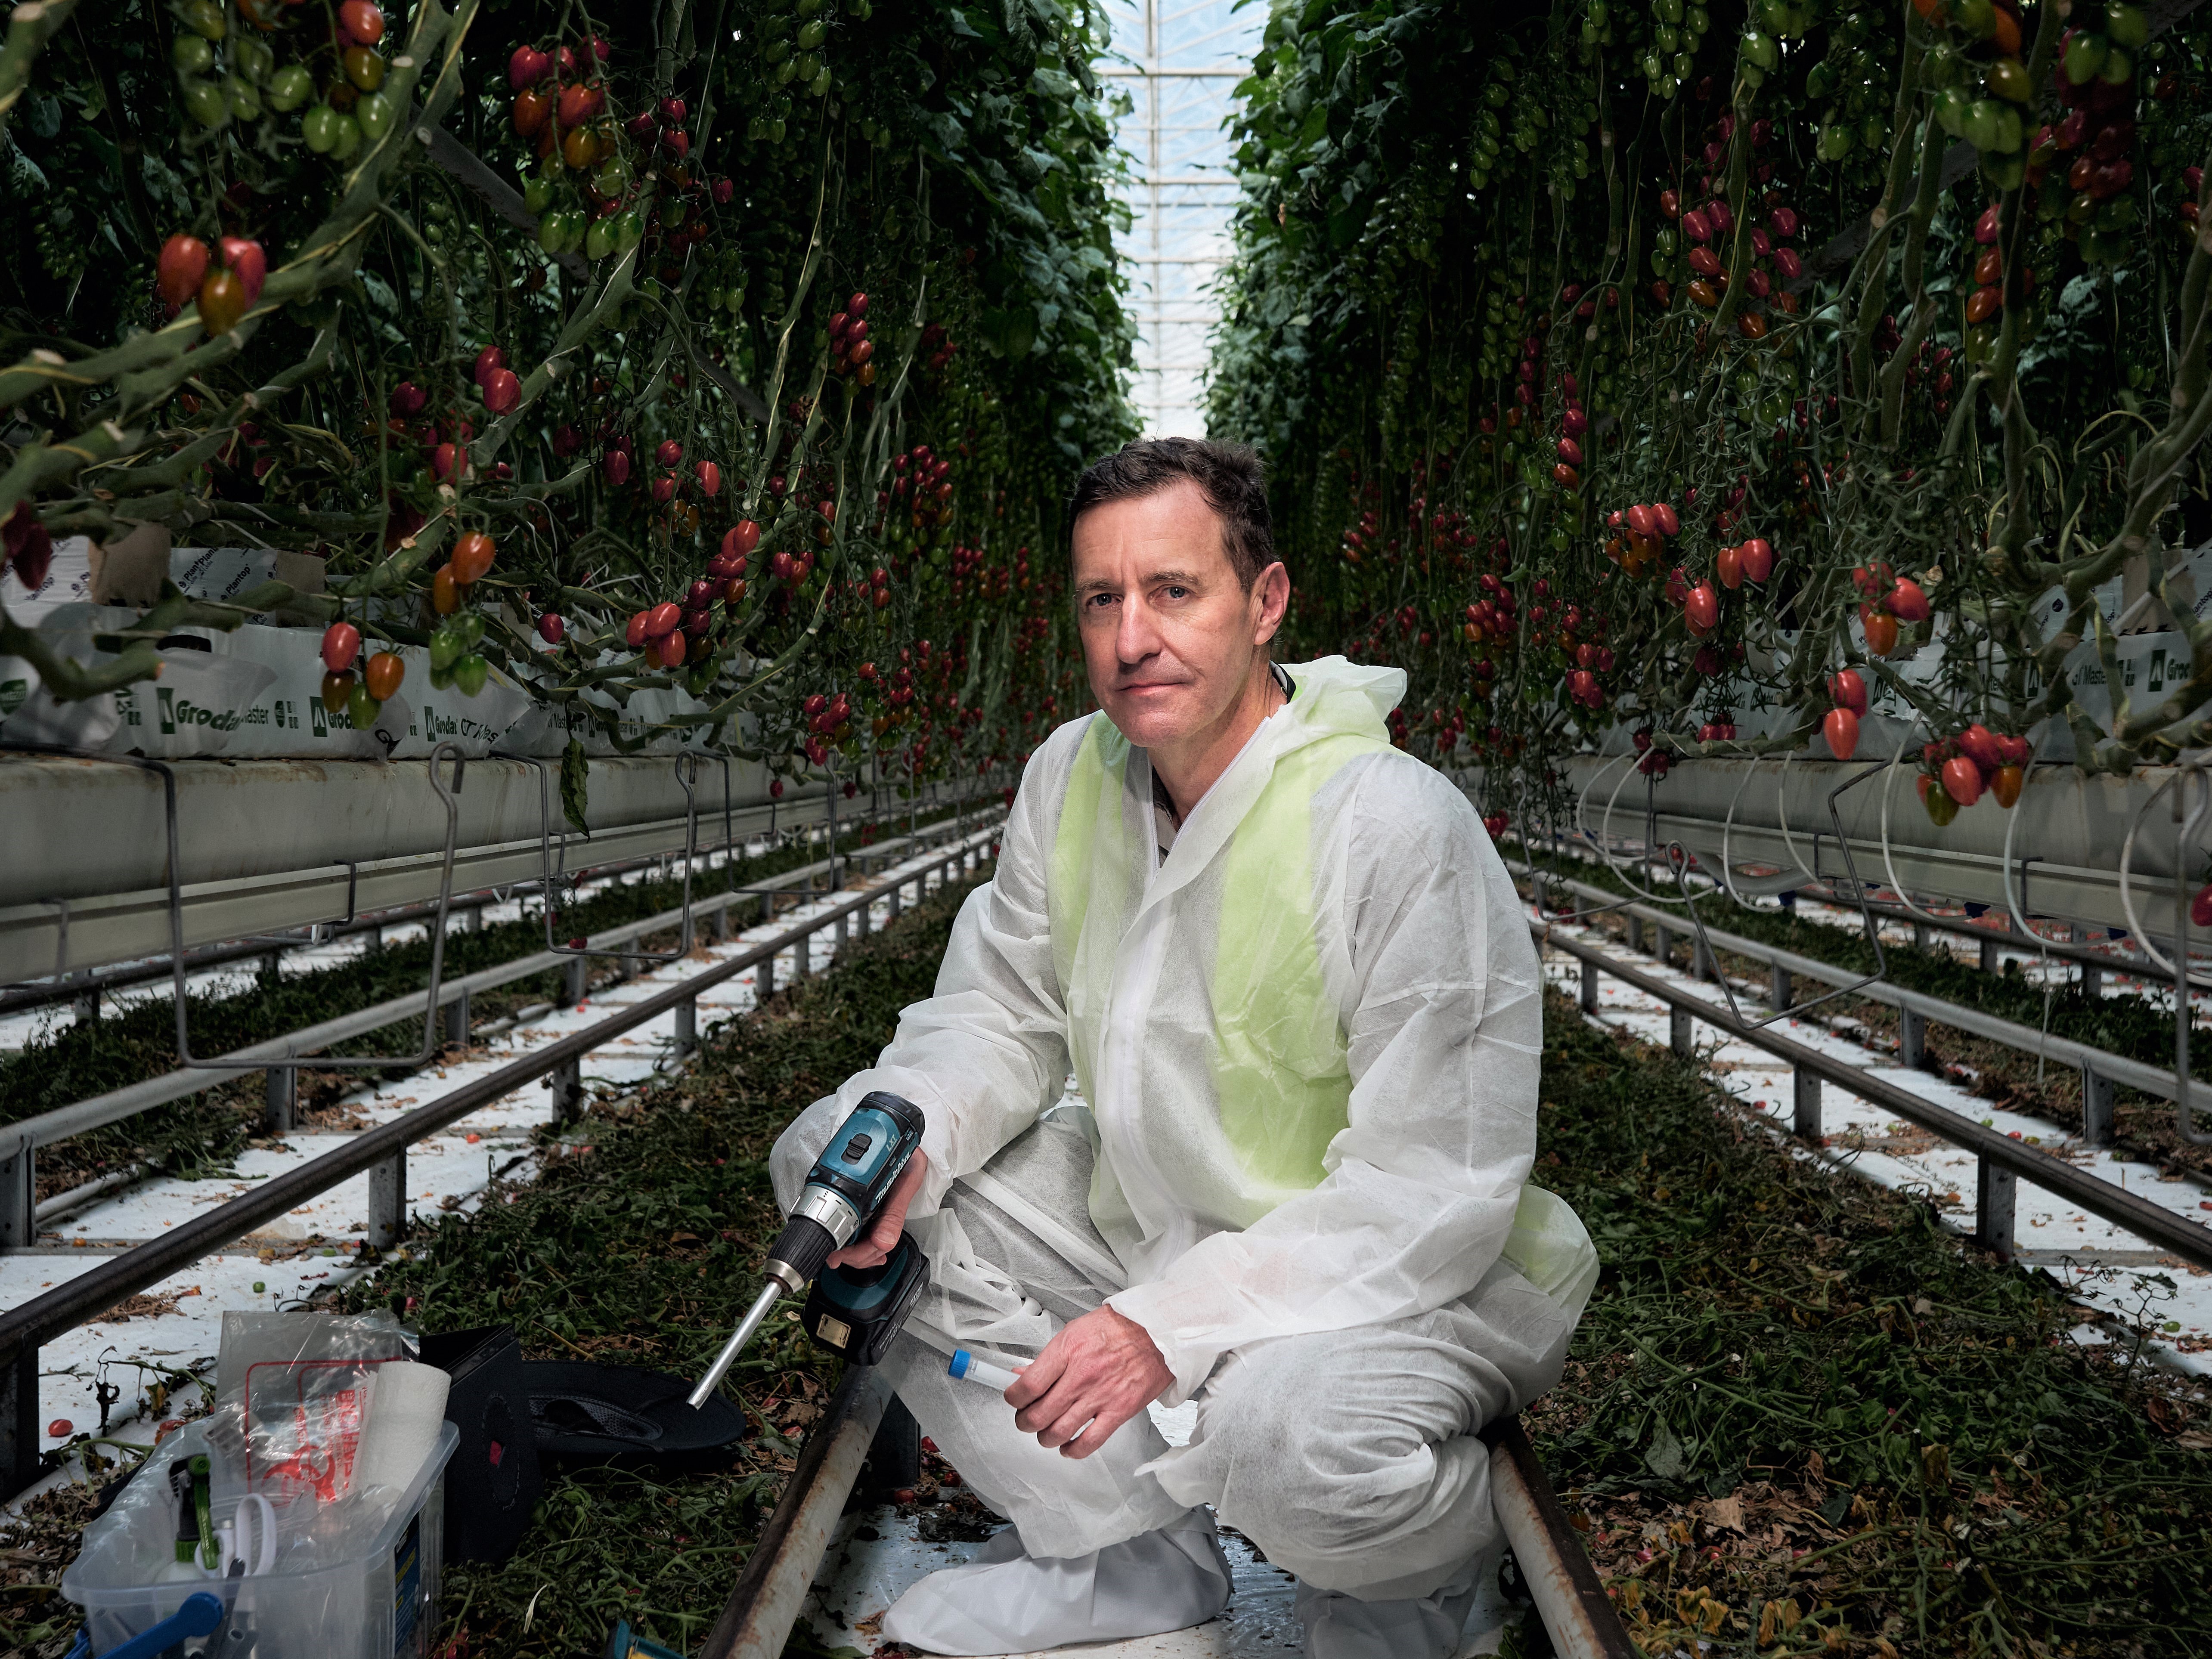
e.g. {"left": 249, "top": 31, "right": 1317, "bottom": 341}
{"left": 1005, "top": 1306, "right": 1171, "bottom": 1458}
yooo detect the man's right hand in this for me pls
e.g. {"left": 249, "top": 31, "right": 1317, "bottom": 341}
{"left": 826, "top": 1148, "right": 930, "bottom": 1269}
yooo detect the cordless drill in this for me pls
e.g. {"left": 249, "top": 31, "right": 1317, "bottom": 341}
{"left": 687, "top": 1091, "right": 929, "bottom": 1407}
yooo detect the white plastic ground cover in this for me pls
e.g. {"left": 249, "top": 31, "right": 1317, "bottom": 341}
{"left": 1532, "top": 909, "right": 2212, "bottom": 1377}
{"left": 799, "top": 1396, "right": 1514, "bottom": 1659}
{"left": 1, "top": 835, "right": 986, "bottom": 1510}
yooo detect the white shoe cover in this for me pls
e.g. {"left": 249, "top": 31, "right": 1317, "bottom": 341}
{"left": 1294, "top": 1557, "right": 1488, "bottom": 1659}
{"left": 880, "top": 1508, "right": 1230, "bottom": 1656}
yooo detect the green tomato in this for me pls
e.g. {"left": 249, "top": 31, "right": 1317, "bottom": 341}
{"left": 1655, "top": 24, "right": 1679, "bottom": 52}
{"left": 1953, "top": 0, "right": 1995, "bottom": 34}
{"left": 1935, "top": 86, "right": 1970, "bottom": 136}
{"left": 2107, "top": 1, "right": 2149, "bottom": 47}
{"left": 2064, "top": 30, "right": 2109, "bottom": 84}
{"left": 236, "top": 39, "right": 274, "bottom": 83}
{"left": 810, "top": 65, "right": 832, "bottom": 96}
{"left": 429, "top": 661, "right": 455, "bottom": 691}
{"left": 1818, "top": 121, "right": 1854, "bottom": 160}
{"left": 614, "top": 206, "right": 645, "bottom": 250}
{"left": 453, "top": 654, "right": 489, "bottom": 697}
{"left": 1741, "top": 28, "right": 1778, "bottom": 69}
{"left": 184, "top": 0, "right": 226, "bottom": 40}
{"left": 303, "top": 104, "right": 340, "bottom": 152}
{"left": 356, "top": 92, "right": 395, "bottom": 140}
{"left": 268, "top": 63, "right": 312, "bottom": 111}
{"left": 1861, "top": 114, "right": 1885, "bottom": 150}
{"left": 172, "top": 34, "right": 215, "bottom": 74}
{"left": 224, "top": 77, "right": 261, "bottom": 120}
{"left": 453, "top": 613, "right": 484, "bottom": 650}
{"left": 327, "top": 111, "right": 362, "bottom": 159}
{"left": 797, "top": 17, "right": 827, "bottom": 46}
{"left": 1981, "top": 148, "right": 2025, "bottom": 188}
{"left": 183, "top": 79, "right": 229, "bottom": 127}
{"left": 347, "top": 683, "right": 381, "bottom": 729}
{"left": 795, "top": 51, "right": 820, "bottom": 80}
{"left": 726, "top": 286, "right": 746, "bottom": 313}
{"left": 2100, "top": 45, "right": 2133, "bottom": 84}
{"left": 523, "top": 175, "right": 553, "bottom": 214}
{"left": 1961, "top": 98, "right": 2001, "bottom": 151}
{"left": 764, "top": 36, "right": 791, "bottom": 62}
{"left": 537, "top": 212, "right": 564, "bottom": 254}
{"left": 1985, "top": 56, "right": 2031, "bottom": 102}
{"left": 585, "top": 215, "right": 615, "bottom": 259}
{"left": 1673, "top": 52, "right": 1693, "bottom": 79}
{"left": 775, "top": 56, "right": 798, "bottom": 84}
{"left": 430, "top": 627, "right": 465, "bottom": 672}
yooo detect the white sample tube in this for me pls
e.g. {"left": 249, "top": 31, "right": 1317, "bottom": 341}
{"left": 947, "top": 1348, "right": 1025, "bottom": 1393}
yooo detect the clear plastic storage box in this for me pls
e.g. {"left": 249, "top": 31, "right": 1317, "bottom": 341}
{"left": 62, "top": 1416, "right": 459, "bottom": 1659}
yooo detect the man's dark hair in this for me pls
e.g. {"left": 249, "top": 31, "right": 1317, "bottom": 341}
{"left": 1067, "top": 438, "right": 1276, "bottom": 590}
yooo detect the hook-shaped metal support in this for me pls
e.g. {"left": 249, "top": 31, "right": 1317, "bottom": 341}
{"left": 174, "top": 742, "right": 468, "bottom": 1071}
{"left": 1668, "top": 758, "right": 1892, "bottom": 1030}
{"left": 526, "top": 750, "right": 703, "bottom": 965}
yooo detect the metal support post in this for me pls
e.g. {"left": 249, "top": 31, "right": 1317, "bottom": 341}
{"left": 1769, "top": 962, "right": 1793, "bottom": 1013}
{"left": 714, "top": 902, "right": 731, "bottom": 944}
{"left": 1627, "top": 914, "right": 1644, "bottom": 954}
{"left": 0, "top": 1342, "right": 37, "bottom": 1497}
{"left": 1975, "top": 1156, "right": 2017, "bottom": 1263}
{"left": 1978, "top": 935, "right": 1999, "bottom": 975}
{"left": 1912, "top": 922, "right": 1930, "bottom": 952}
{"left": 368, "top": 1150, "right": 406, "bottom": 1250}
{"left": 673, "top": 998, "right": 697, "bottom": 1056}
{"left": 889, "top": 879, "right": 904, "bottom": 919}
{"left": 264, "top": 1067, "right": 295, "bottom": 1134}
{"left": 72, "top": 986, "right": 98, "bottom": 1025}
{"left": 551, "top": 1057, "right": 583, "bottom": 1123}
{"left": 565, "top": 957, "right": 589, "bottom": 1006}
{"left": 1693, "top": 934, "right": 1716, "bottom": 981}
{"left": 1793, "top": 1067, "right": 1823, "bottom": 1141}
{"left": 368, "top": 922, "right": 384, "bottom": 950}
{"left": 0, "top": 1133, "right": 33, "bottom": 1249}
{"left": 1898, "top": 1007, "right": 1927, "bottom": 1068}
{"left": 2081, "top": 1065, "right": 2116, "bottom": 1147}
{"left": 259, "top": 950, "right": 281, "bottom": 982}
{"left": 444, "top": 987, "right": 471, "bottom": 1049}
{"left": 1580, "top": 956, "right": 1599, "bottom": 1014}
{"left": 835, "top": 910, "right": 849, "bottom": 956}
{"left": 1669, "top": 1005, "right": 1693, "bottom": 1058}
{"left": 1654, "top": 924, "right": 1673, "bottom": 966}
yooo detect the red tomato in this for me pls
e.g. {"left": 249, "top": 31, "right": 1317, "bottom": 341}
{"left": 1652, "top": 502, "right": 1680, "bottom": 537}
{"left": 1887, "top": 577, "right": 1931, "bottom": 622}
{"left": 656, "top": 438, "right": 684, "bottom": 467}
{"left": 431, "top": 567, "right": 460, "bottom": 613}
{"left": 1738, "top": 537, "right": 1774, "bottom": 583}
{"left": 645, "top": 601, "right": 682, "bottom": 638}
{"left": 482, "top": 368, "right": 522, "bottom": 415}
{"left": 1992, "top": 764, "right": 2025, "bottom": 809}
{"left": 2194, "top": 883, "right": 2212, "bottom": 929}
{"left": 1627, "top": 504, "right": 1657, "bottom": 540}
{"left": 654, "top": 629, "right": 687, "bottom": 668}
{"left": 514, "top": 88, "right": 552, "bottom": 137}
{"left": 451, "top": 531, "right": 496, "bottom": 584}
{"left": 364, "top": 651, "right": 405, "bottom": 701}
{"left": 1717, "top": 545, "right": 1743, "bottom": 589}
{"left": 1684, "top": 581, "right": 1719, "bottom": 635}
{"left": 474, "top": 345, "right": 505, "bottom": 386}
{"left": 1940, "top": 755, "right": 1985, "bottom": 808}
{"left": 538, "top": 612, "right": 565, "bottom": 645}
{"left": 1957, "top": 723, "right": 2003, "bottom": 773}
{"left": 1829, "top": 668, "right": 1867, "bottom": 715}
{"left": 1862, "top": 610, "right": 1900, "bottom": 656}
{"left": 722, "top": 520, "right": 761, "bottom": 558}
{"left": 339, "top": 0, "right": 384, "bottom": 43}
{"left": 626, "top": 610, "right": 652, "bottom": 647}
{"left": 509, "top": 44, "right": 551, "bottom": 89}
{"left": 156, "top": 235, "right": 210, "bottom": 306}
{"left": 605, "top": 448, "right": 631, "bottom": 486}
{"left": 321, "top": 670, "right": 356, "bottom": 713}
{"left": 1823, "top": 706, "right": 1860, "bottom": 761}
{"left": 321, "top": 622, "right": 362, "bottom": 673}
{"left": 696, "top": 461, "right": 722, "bottom": 497}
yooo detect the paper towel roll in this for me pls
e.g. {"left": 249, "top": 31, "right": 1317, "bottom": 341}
{"left": 351, "top": 1362, "right": 450, "bottom": 1503}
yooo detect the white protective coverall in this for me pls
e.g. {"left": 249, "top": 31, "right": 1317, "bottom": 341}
{"left": 770, "top": 655, "right": 1598, "bottom": 1613}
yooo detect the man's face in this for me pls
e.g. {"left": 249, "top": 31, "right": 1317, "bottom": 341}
{"left": 1070, "top": 479, "right": 1286, "bottom": 750}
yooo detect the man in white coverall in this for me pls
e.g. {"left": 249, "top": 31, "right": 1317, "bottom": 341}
{"left": 769, "top": 438, "right": 1597, "bottom": 1657}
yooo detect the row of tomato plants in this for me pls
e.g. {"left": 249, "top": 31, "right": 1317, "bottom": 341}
{"left": 0, "top": 0, "right": 1125, "bottom": 822}
{"left": 1209, "top": 0, "right": 2212, "bottom": 840}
